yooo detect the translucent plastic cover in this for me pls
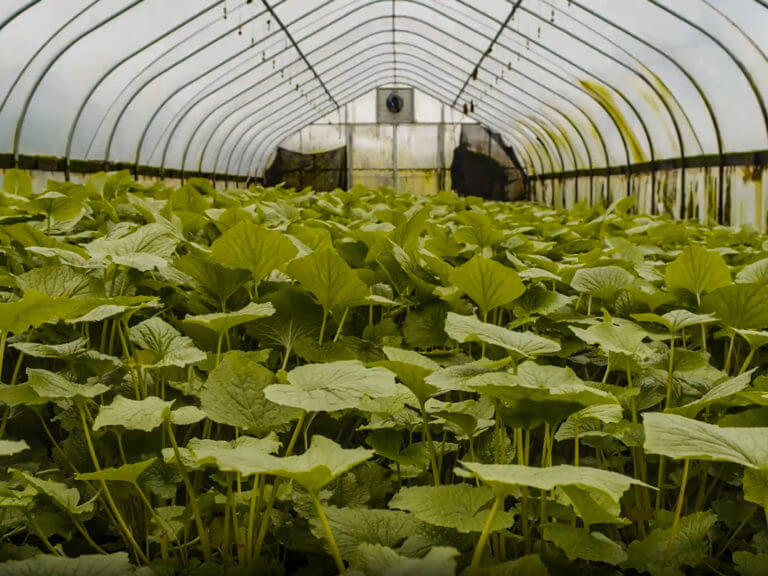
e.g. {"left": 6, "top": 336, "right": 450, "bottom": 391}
{"left": 0, "top": 0, "right": 766, "bottom": 178}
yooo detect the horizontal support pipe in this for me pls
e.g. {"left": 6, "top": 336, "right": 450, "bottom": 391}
{"left": 534, "top": 150, "right": 768, "bottom": 180}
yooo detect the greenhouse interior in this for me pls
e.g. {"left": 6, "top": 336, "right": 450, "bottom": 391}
{"left": 1, "top": 1, "right": 768, "bottom": 575}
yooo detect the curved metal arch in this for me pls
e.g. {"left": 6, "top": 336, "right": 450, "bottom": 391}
{"left": 111, "top": 2, "right": 619, "bottom": 181}
{"left": 245, "top": 64, "right": 554, "bottom": 179}
{"left": 507, "top": 0, "right": 689, "bottom": 207}
{"left": 11, "top": 0, "right": 145, "bottom": 165}
{"left": 230, "top": 70, "right": 538, "bottom": 186}
{"left": 648, "top": 0, "right": 768, "bottom": 144}
{"left": 183, "top": 29, "right": 603, "bottom": 186}
{"left": 0, "top": 0, "right": 102, "bottom": 118}
{"left": 325, "top": 0, "right": 636, "bottom": 169}
{"left": 173, "top": 37, "right": 580, "bottom": 183}
{"left": 647, "top": 0, "right": 768, "bottom": 219}
{"left": 565, "top": 0, "right": 723, "bottom": 171}
{"left": 132, "top": 5, "right": 305, "bottom": 170}
{"left": 512, "top": 0, "right": 686, "bottom": 162}
{"left": 389, "top": 0, "right": 648, "bottom": 181}
{"left": 179, "top": 44, "right": 562, "bottom": 183}
{"left": 494, "top": 19, "right": 652, "bottom": 181}
{"left": 134, "top": 0, "right": 361, "bottom": 166}
{"left": 233, "top": 58, "right": 559, "bottom": 179}
{"left": 231, "top": 63, "right": 546, "bottom": 179}
{"left": 63, "top": 0, "right": 227, "bottom": 177}
{"left": 300, "top": 3, "right": 625, "bottom": 179}
{"left": 0, "top": 0, "right": 42, "bottom": 34}
{"left": 131, "top": 0, "right": 440, "bottom": 167}
{"left": 214, "top": 64, "right": 543, "bottom": 182}
{"left": 214, "top": 13, "right": 624, "bottom": 181}
{"left": 238, "top": 60, "right": 555, "bottom": 180}
{"left": 377, "top": 59, "right": 564, "bottom": 173}
{"left": 246, "top": 69, "right": 548, "bottom": 181}
{"left": 102, "top": 1, "right": 284, "bottom": 162}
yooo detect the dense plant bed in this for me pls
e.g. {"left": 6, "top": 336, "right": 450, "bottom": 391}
{"left": 0, "top": 169, "right": 767, "bottom": 575}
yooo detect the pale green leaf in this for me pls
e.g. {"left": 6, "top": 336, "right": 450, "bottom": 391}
{"left": 76, "top": 458, "right": 157, "bottom": 483}
{"left": 264, "top": 360, "right": 398, "bottom": 413}
{"left": 0, "top": 439, "right": 29, "bottom": 456}
{"left": 543, "top": 524, "right": 626, "bottom": 564}
{"left": 703, "top": 283, "right": 768, "bottom": 330}
{"left": 85, "top": 223, "right": 179, "bottom": 271}
{"left": 14, "top": 470, "right": 89, "bottom": 514}
{"left": 183, "top": 301, "right": 275, "bottom": 336}
{"left": 355, "top": 543, "right": 459, "bottom": 576}
{"left": 571, "top": 265, "right": 634, "bottom": 300}
{"left": 26, "top": 369, "right": 108, "bottom": 400}
{"left": 458, "top": 462, "right": 647, "bottom": 506}
{"left": 0, "top": 553, "right": 133, "bottom": 576}
{"left": 389, "top": 484, "right": 515, "bottom": 533}
{"left": 200, "top": 351, "right": 299, "bottom": 434}
{"left": 210, "top": 220, "right": 297, "bottom": 284}
{"left": 128, "top": 317, "right": 206, "bottom": 368}
{"left": 632, "top": 309, "right": 718, "bottom": 333}
{"left": 93, "top": 396, "right": 173, "bottom": 432}
{"left": 256, "top": 435, "right": 373, "bottom": 493}
{"left": 445, "top": 313, "right": 560, "bottom": 357}
{"left": 449, "top": 255, "right": 525, "bottom": 317}
{"left": 163, "top": 434, "right": 280, "bottom": 475}
{"left": 735, "top": 257, "right": 768, "bottom": 284}
{"left": 16, "top": 265, "right": 100, "bottom": 299}
{"left": 665, "top": 244, "right": 731, "bottom": 300}
{"left": 571, "top": 318, "right": 651, "bottom": 359}
{"left": 643, "top": 412, "right": 768, "bottom": 468}
{"left": 287, "top": 247, "right": 370, "bottom": 314}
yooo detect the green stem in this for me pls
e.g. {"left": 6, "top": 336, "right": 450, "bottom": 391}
{"left": 573, "top": 413, "right": 580, "bottom": 467}
{"left": 247, "top": 475, "right": 264, "bottom": 566}
{"left": 724, "top": 332, "right": 736, "bottom": 374}
{"left": 78, "top": 404, "right": 149, "bottom": 565}
{"left": 0, "top": 330, "right": 6, "bottom": 382}
{"left": 666, "top": 334, "right": 675, "bottom": 409}
{"left": 229, "top": 475, "right": 246, "bottom": 566}
{"left": 420, "top": 401, "right": 440, "bottom": 486}
{"left": 470, "top": 493, "right": 503, "bottom": 572}
{"left": 656, "top": 456, "right": 666, "bottom": 512}
{"left": 739, "top": 349, "right": 756, "bottom": 375}
{"left": 253, "top": 412, "right": 306, "bottom": 560}
{"left": 27, "top": 513, "right": 60, "bottom": 556}
{"left": 318, "top": 310, "right": 328, "bottom": 345}
{"left": 69, "top": 513, "right": 108, "bottom": 555}
{"left": 333, "top": 307, "right": 349, "bottom": 342}
{"left": 216, "top": 333, "right": 224, "bottom": 367}
{"left": 132, "top": 481, "right": 182, "bottom": 560}
{"left": 664, "top": 459, "right": 690, "bottom": 565}
{"left": 166, "top": 420, "right": 211, "bottom": 563}
{"left": 281, "top": 345, "right": 292, "bottom": 371}
{"left": 311, "top": 492, "right": 345, "bottom": 573}
{"left": 516, "top": 428, "right": 530, "bottom": 552}
{"left": 715, "top": 506, "right": 756, "bottom": 559}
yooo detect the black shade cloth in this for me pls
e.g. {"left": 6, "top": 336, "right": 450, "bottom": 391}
{"left": 451, "top": 125, "right": 526, "bottom": 201}
{"left": 265, "top": 146, "right": 347, "bottom": 191}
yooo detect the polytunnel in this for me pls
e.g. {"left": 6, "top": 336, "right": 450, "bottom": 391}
{"left": 0, "top": 1, "right": 767, "bottom": 225}
{"left": 6, "top": 2, "right": 768, "bottom": 575}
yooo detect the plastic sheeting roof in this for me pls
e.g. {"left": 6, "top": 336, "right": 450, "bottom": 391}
{"left": 0, "top": 0, "right": 767, "bottom": 179}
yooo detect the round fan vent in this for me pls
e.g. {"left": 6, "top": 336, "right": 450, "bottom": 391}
{"left": 386, "top": 92, "right": 405, "bottom": 114}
